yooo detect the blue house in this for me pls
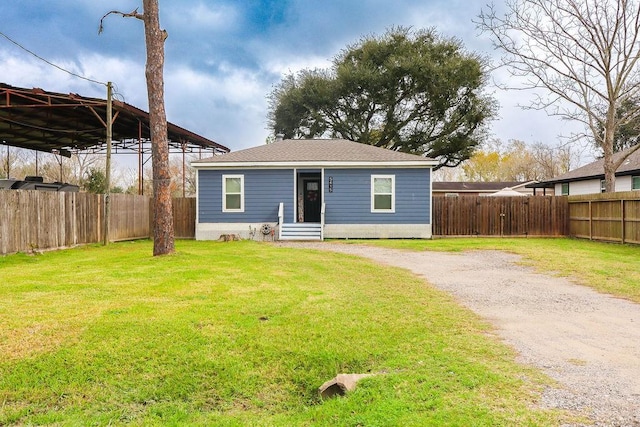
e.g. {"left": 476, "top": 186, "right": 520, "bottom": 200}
{"left": 192, "top": 139, "right": 436, "bottom": 240}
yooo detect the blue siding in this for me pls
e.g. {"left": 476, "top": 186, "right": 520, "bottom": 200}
{"left": 198, "top": 169, "right": 295, "bottom": 223}
{"left": 198, "top": 167, "right": 431, "bottom": 225}
{"left": 324, "top": 168, "right": 431, "bottom": 224}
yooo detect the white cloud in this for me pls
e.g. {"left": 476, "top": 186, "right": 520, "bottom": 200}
{"left": 162, "top": 63, "right": 271, "bottom": 149}
{"left": 74, "top": 54, "right": 148, "bottom": 106}
{"left": 168, "top": 2, "right": 239, "bottom": 32}
{"left": 167, "top": 63, "right": 264, "bottom": 105}
{"left": 0, "top": 50, "right": 103, "bottom": 96}
{"left": 261, "top": 54, "right": 333, "bottom": 77}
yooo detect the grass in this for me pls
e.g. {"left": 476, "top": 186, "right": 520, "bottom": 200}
{"left": 349, "top": 237, "right": 640, "bottom": 303}
{"left": 0, "top": 240, "right": 567, "bottom": 426}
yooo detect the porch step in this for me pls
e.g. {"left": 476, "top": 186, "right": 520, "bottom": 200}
{"left": 280, "top": 223, "right": 322, "bottom": 241}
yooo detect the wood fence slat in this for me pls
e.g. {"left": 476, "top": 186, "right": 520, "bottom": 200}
{"left": 109, "top": 193, "right": 151, "bottom": 241}
{"left": 0, "top": 191, "right": 151, "bottom": 254}
{"left": 568, "top": 191, "right": 640, "bottom": 244}
{"left": 432, "top": 195, "right": 569, "bottom": 237}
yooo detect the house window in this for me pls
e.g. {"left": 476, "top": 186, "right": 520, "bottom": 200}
{"left": 632, "top": 176, "right": 640, "bottom": 190}
{"left": 371, "top": 175, "right": 395, "bottom": 213}
{"left": 600, "top": 179, "right": 606, "bottom": 193}
{"left": 561, "top": 182, "right": 569, "bottom": 195}
{"left": 223, "top": 175, "right": 244, "bottom": 212}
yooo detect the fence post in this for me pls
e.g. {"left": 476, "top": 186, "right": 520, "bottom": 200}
{"left": 589, "top": 200, "right": 593, "bottom": 240}
{"left": 621, "top": 199, "right": 625, "bottom": 244}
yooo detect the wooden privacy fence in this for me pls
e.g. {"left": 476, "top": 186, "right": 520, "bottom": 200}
{"left": 0, "top": 192, "right": 199, "bottom": 254}
{"left": 433, "top": 196, "right": 570, "bottom": 237}
{"left": 1, "top": 191, "right": 102, "bottom": 254}
{"left": 568, "top": 191, "right": 640, "bottom": 244}
{"left": 147, "top": 197, "right": 196, "bottom": 239}
{"left": 110, "top": 194, "right": 152, "bottom": 241}
{"left": 168, "top": 197, "right": 196, "bottom": 239}
{"left": 4, "top": 191, "right": 638, "bottom": 253}
{"left": 0, "top": 191, "right": 152, "bottom": 254}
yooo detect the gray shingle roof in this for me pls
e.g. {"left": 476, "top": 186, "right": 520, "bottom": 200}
{"left": 542, "top": 146, "right": 640, "bottom": 184}
{"left": 192, "top": 139, "right": 435, "bottom": 165}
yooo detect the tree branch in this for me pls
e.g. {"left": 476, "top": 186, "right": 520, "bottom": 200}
{"left": 98, "top": 8, "right": 144, "bottom": 34}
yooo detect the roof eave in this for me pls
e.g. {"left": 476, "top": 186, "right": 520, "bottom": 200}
{"left": 192, "top": 160, "right": 438, "bottom": 169}
{"left": 537, "top": 168, "right": 640, "bottom": 186}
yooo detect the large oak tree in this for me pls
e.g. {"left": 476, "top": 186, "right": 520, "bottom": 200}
{"left": 478, "top": 0, "right": 640, "bottom": 192}
{"left": 268, "top": 28, "right": 496, "bottom": 169}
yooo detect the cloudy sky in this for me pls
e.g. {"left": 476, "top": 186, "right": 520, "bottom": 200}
{"left": 0, "top": 0, "right": 584, "bottom": 157}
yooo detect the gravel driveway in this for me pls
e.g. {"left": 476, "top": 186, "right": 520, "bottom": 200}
{"left": 279, "top": 242, "right": 640, "bottom": 427}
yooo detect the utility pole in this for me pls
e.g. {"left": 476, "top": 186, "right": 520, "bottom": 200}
{"left": 182, "top": 141, "right": 186, "bottom": 197}
{"left": 103, "top": 81, "right": 113, "bottom": 245}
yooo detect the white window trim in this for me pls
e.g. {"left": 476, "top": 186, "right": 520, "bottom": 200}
{"left": 561, "top": 182, "right": 569, "bottom": 196}
{"left": 222, "top": 174, "right": 244, "bottom": 212}
{"left": 632, "top": 175, "right": 640, "bottom": 190}
{"left": 371, "top": 174, "right": 395, "bottom": 213}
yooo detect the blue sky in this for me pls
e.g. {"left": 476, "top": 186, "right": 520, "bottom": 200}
{"left": 0, "top": 0, "right": 583, "bottom": 157}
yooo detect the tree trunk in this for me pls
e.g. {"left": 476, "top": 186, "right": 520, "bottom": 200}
{"left": 603, "top": 106, "right": 617, "bottom": 193}
{"left": 142, "top": 0, "right": 174, "bottom": 255}
{"left": 602, "top": 144, "right": 616, "bottom": 193}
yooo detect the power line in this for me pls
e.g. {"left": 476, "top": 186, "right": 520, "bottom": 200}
{"left": 0, "top": 30, "right": 107, "bottom": 87}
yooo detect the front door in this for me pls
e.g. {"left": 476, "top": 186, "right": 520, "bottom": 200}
{"left": 303, "top": 178, "right": 321, "bottom": 222}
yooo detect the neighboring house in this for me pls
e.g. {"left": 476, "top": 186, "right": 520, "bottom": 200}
{"left": 192, "top": 138, "right": 437, "bottom": 240}
{"left": 529, "top": 147, "right": 640, "bottom": 195}
{"left": 432, "top": 181, "right": 540, "bottom": 197}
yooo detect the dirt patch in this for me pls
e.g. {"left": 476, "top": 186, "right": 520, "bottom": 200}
{"left": 278, "top": 242, "right": 640, "bottom": 427}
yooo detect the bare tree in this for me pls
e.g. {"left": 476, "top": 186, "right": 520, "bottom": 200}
{"left": 529, "top": 142, "right": 581, "bottom": 179}
{"left": 35, "top": 153, "right": 72, "bottom": 183}
{"left": 478, "top": 0, "right": 640, "bottom": 192}
{"left": 0, "top": 145, "right": 28, "bottom": 179}
{"left": 71, "top": 152, "right": 104, "bottom": 186}
{"left": 100, "top": 1, "right": 174, "bottom": 255}
{"left": 431, "top": 167, "right": 465, "bottom": 182}
{"left": 168, "top": 154, "right": 198, "bottom": 197}
{"left": 458, "top": 138, "right": 582, "bottom": 181}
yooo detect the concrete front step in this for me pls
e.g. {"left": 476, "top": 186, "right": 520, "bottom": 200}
{"left": 280, "top": 223, "right": 322, "bottom": 241}
{"left": 280, "top": 235, "right": 322, "bottom": 241}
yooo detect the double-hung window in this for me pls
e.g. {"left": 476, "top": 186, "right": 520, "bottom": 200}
{"left": 561, "top": 182, "right": 569, "bottom": 196}
{"left": 371, "top": 175, "right": 395, "bottom": 213}
{"left": 632, "top": 176, "right": 640, "bottom": 190}
{"left": 223, "top": 175, "right": 244, "bottom": 212}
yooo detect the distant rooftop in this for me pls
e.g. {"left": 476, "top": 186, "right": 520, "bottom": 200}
{"left": 534, "top": 146, "right": 640, "bottom": 187}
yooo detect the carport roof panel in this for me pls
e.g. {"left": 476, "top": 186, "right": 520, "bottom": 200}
{"left": 0, "top": 83, "right": 229, "bottom": 156}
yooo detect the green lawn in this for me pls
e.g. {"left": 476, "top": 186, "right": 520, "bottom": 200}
{"left": 352, "top": 237, "right": 640, "bottom": 303}
{"left": 0, "top": 240, "right": 568, "bottom": 426}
